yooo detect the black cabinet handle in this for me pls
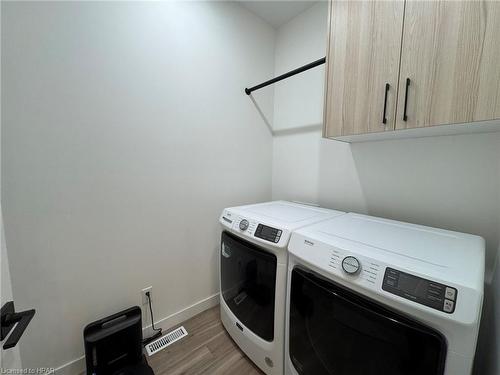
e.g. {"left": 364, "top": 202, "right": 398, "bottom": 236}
{"left": 1, "top": 301, "right": 36, "bottom": 350}
{"left": 403, "top": 78, "right": 411, "bottom": 121}
{"left": 382, "top": 83, "right": 390, "bottom": 124}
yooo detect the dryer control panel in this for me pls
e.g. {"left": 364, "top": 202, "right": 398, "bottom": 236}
{"left": 254, "top": 224, "right": 282, "bottom": 243}
{"left": 382, "top": 268, "right": 457, "bottom": 314}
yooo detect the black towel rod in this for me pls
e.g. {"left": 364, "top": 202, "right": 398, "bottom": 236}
{"left": 245, "top": 57, "right": 326, "bottom": 95}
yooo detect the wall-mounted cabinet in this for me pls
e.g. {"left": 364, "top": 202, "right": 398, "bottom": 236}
{"left": 324, "top": 0, "right": 500, "bottom": 140}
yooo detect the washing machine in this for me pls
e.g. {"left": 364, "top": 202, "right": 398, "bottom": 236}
{"left": 219, "top": 201, "right": 345, "bottom": 375}
{"left": 285, "top": 213, "right": 485, "bottom": 375}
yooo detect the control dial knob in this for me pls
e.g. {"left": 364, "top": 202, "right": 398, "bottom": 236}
{"left": 239, "top": 219, "right": 249, "bottom": 231}
{"left": 342, "top": 256, "right": 361, "bottom": 275}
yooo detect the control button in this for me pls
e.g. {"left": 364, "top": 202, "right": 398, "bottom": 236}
{"left": 445, "top": 287, "right": 456, "bottom": 301}
{"left": 342, "top": 256, "right": 361, "bottom": 275}
{"left": 429, "top": 283, "right": 444, "bottom": 291}
{"left": 427, "top": 289, "right": 440, "bottom": 296}
{"left": 427, "top": 295, "right": 442, "bottom": 302}
{"left": 239, "top": 219, "right": 249, "bottom": 231}
{"left": 443, "top": 299, "right": 454, "bottom": 313}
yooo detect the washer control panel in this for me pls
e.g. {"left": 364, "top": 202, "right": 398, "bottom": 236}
{"left": 382, "top": 267, "right": 457, "bottom": 314}
{"left": 239, "top": 219, "right": 249, "bottom": 231}
{"left": 328, "top": 249, "right": 381, "bottom": 286}
{"left": 254, "top": 224, "right": 282, "bottom": 243}
{"left": 342, "top": 256, "right": 361, "bottom": 275}
{"left": 233, "top": 217, "right": 257, "bottom": 236}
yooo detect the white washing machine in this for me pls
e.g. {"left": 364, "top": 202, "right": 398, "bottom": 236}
{"left": 285, "top": 213, "right": 485, "bottom": 375}
{"left": 219, "top": 201, "right": 345, "bottom": 375}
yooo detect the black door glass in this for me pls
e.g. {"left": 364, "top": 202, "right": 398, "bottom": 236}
{"left": 220, "top": 231, "right": 277, "bottom": 341}
{"left": 289, "top": 268, "right": 447, "bottom": 375}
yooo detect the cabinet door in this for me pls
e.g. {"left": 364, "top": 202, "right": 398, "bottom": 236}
{"left": 324, "top": 0, "right": 404, "bottom": 137}
{"left": 396, "top": 1, "right": 500, "bottom": 130}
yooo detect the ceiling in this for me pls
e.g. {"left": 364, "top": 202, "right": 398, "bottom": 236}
{"left": 238, "top": 1, "right": 318, "bottom": 29}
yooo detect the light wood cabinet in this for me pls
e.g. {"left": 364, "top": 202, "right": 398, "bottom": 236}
{"left": 324, "top": 0, "right": 500, "bottom": 138}
{"left": 324, "top": 1, "right": 404, "bottom": 137}
{"left": 396, "top": 0, "right": 500, "bottom": 129}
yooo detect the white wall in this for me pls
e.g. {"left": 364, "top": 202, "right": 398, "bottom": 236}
{"left": 476, "top": 252, "right": 500, "bottom": 375}
{"left": 1, "top": 1, "right": 275, "bottom": 371}
{"left": 3, "top": 1, "right": 500, "bottom": 372}
{"left": 272, "top": 0, "right": 500, "bottom": 280}
{"left": 272, "top": 2, "right": 327, "bottom": 203}
{"left": 317, "top": 132, "right": 500, "bottom": 278}
{"left": 272, "top": 3, "right": 500, "bottom": 374}
{"left": 1, "top": 209, "right": 23, "bottom": 370}
{"left": 272, "top": 3, "right": 326, "bottom": 132}
{"left": 492, "top": 250, "right": 500, "bottom": 374}
{"left": 1, "top": 4, "right": 22, "bottom": 364}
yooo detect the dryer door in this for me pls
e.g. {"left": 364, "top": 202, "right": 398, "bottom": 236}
{"left": 220, "top": 231, "right": 277, "bottom": 341}
{"left": 289, "top": 268, "right": 447, "bottom": 375}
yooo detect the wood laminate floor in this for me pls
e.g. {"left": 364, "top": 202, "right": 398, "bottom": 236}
{"left": 147, "top": 306, "right": 264, "bottom": 375}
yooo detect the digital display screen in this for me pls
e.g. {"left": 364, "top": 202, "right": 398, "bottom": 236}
{"left": 255, "top": 224, "right": 281, "bottom": 243}
{"left": 260, "top": 226, "right": 277, "bottom": 237}
{"left": 383, "top": 267, "right": 456, "bottom": 313}
{"left": 398, "top": 273, "right": 428, "bottom": 299}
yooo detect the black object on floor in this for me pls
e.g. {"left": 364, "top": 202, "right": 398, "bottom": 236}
{"left": 84, "top": 306, "right": 154, "bottom": 375}
{"left": 1, "top": 301, "right": 36, "bottom": 350}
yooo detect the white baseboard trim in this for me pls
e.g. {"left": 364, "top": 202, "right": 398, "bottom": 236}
{"left": 54, "top": 355, "right": 85, "bottom": 375}
{"left": 145, "top": 292, "right": 220, "bottom": 335}
{"left": 55, "top": 293, "right": 220, "bottom": 375}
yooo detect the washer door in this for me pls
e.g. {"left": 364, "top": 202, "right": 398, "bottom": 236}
{"left": 289, "top": 268, "right": 447, "bottom": 375}
{"left": 220, "top": 231, "right": 277, "bottom": 341}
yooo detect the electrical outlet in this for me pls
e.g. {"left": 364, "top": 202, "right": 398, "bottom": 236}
{"left": 141, "top": 286, "right": 152, "bottom": 305}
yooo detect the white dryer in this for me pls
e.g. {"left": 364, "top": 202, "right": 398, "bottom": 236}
{"left": 219, "top": 201, "right": 345, "bottom": 375}
{"left": 285, "top": 213, "right": 484, "bottom": 375}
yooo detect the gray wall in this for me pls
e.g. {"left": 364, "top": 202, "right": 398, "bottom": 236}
{"left": 1, "top": 1, "right": 275, "bottom": 370}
